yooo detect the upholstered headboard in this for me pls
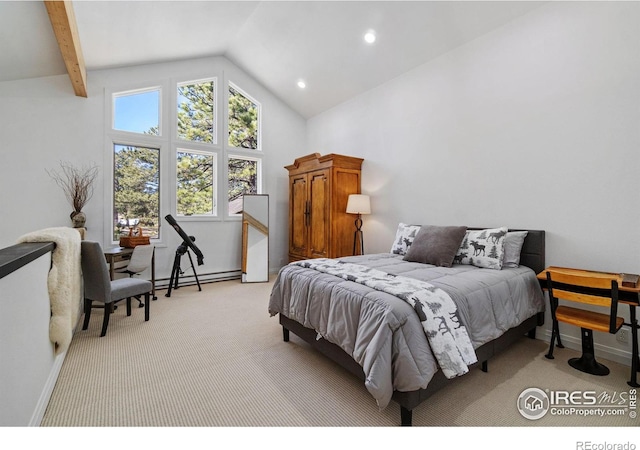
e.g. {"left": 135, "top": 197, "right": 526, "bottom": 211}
{"left": 513, "top": 229, "right": 545, "bottom": 275}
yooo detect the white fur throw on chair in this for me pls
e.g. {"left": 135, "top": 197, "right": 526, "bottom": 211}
{"left": 17, "top": 227, "right": 82, "bottom": 354}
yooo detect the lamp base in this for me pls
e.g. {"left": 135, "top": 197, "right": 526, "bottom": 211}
{"left": 353, "top": 215, "right": 364, "bottom": 256}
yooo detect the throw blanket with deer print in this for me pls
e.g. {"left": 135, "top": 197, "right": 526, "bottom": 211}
{"left": 293, "top": 258, "right": 478, "bottom": 378}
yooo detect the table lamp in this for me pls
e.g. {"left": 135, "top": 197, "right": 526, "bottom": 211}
{"left": 346, "top": 194, "right": 371, "bottom": 255}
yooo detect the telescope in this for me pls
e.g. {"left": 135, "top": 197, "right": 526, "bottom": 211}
{"left": 164, "top": 214, "right": 204, "bottom": 297}
{"left": 165, "top": 214, "right": 204, "bottom": 265}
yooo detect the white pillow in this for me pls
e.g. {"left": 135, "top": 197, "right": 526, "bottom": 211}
{"left": 390, "top": 223, "right": 421, "bottom": 256}
{"left": 502, "top": 231, "right": 528, "bottom": 268}
{"left": 454, "top": 227, "right": 508, "bottom": 270}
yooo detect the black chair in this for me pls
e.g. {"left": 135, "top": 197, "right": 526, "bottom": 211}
{"left": 81, "top": 241, "right": 152, "bottom": 337}
{"left": 545, "top": 270, "right": 624, "bottom": 375}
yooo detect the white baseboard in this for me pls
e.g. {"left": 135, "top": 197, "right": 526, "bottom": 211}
{"left": 28, "top": 315, "right": 80, "bottom": 426}
{"left": 28, "top": 350, "right": 66, "bottom": 427}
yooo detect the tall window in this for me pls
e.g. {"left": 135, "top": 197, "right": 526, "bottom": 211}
{"left": 227, "top": 82, "right": 261, "bottom": 216}
{"left": 113, "top": 144, "right": 160, "bottom": 240}
{"left": 177, "top": 150, "right": 215, "bottom": 216}
{"left": 175, "top": 78, "right": 217, "bottom": 217}
{"left": 110, "top": 87, "right": 162, "bottom": 242}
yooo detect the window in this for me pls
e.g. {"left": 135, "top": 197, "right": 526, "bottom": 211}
{"left": 177, "top": 79, "right": 215, "bottom": 143}
{"left": 113, "top": 144, "right": 160, "bottom": 240}
{"left": 228, "top": 83, "right": 260, "bottom": 150}
{"left": 108, "top": 75, "right": 263, "bottom": 241}
{"left": 228, "top": 156, "right": 259, "bottom": 215}
{"left": 110, "top": 87, "right": 163, "bottom": 243}
{"left": 113, "top": 88, "right": 160, "bottom": 135}
{"left": 177, "top": 150, "right": 215, "bottom": 216}
{"left": 175, "top": 78, "right": 218, "bottom": 218}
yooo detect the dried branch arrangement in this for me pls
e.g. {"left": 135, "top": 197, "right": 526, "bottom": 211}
{"left": 46, "top": 161, "right": 99, "bottom": 213}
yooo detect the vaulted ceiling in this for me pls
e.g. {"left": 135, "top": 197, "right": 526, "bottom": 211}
{"left": 0, "top": 1, "right": 545, "bottom": 118}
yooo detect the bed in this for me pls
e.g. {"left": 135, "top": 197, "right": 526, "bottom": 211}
{"left": 268, "top": 226, "right": 546, "bottom": 426}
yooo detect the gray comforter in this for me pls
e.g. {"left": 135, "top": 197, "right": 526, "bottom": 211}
{"left": 268, "top": 253, "right": 545, "bottom": 409}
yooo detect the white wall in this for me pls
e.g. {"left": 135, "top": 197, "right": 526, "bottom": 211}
{"left": 0, "top": 56, "right": 306, "bottom": 279}
{"left": 307, "top": 2, "right": 640, "bottom": 362}
{"left": 0, "top": 251, "right": 61, "bottom": 426}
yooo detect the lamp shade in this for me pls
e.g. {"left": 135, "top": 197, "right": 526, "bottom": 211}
{"left": 346, "top": 194, "right": 371, "bottom": 215}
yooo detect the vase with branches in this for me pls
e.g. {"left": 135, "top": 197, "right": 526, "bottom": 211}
{"left": 47, "top": 161, "right": 99, "bottom": 228}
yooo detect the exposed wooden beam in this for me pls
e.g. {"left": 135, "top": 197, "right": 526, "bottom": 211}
{"left": 44, "top": 1, "right": 87, "bottom": 97}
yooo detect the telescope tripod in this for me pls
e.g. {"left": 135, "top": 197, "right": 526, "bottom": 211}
{"left": 165, "top": 242, "right": 202, "bottom": 298}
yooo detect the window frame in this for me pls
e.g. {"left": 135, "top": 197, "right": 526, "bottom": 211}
{"left": 170, "top": 75, "right": 222, "bottom": 222}
{"left": 111, "top": 142, "right": 162, "bottom": 241}
{"left": 105, "top": 82, "right": 168, "bottom": 246}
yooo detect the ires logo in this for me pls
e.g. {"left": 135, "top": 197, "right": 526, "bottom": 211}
{"left": 549, "top": 390, "right": 598, "bottom": 405}
{"left": 550, "top": 390, "right": 633, "bottom": 405}
{"left": 517, "top": 388, "right": 636, "bottom": 421}
{"left": 549, "top": 390, "right": 631, "bottom": 406}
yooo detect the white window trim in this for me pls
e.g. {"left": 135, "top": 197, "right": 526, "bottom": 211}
{"left": 105, "top": 139, "right": 167, "bottom": 246}
{"left": 171, "top": 75, "right": 222, "bottom": 222}
{"left": 105, "top": 81, "right": 169, "bottom": 246}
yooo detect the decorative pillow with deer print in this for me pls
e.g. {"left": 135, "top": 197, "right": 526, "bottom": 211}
{"left": 390, "top": 223, "right": 421, "bottom": 256}
{"left": 454, "top": 227, "right": 508, "bottom": 270}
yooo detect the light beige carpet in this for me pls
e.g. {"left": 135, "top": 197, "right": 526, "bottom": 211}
{"left": 38, "top": 276, "right": 638, "bottom": 437}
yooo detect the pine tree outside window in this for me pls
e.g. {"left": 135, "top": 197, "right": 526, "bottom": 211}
{"left": 113, "top": 144, "right": 160, "bottom": 240}
{"left": 228, "top": 156, "right": 259, "bottom": 216}
{"left": 177, "top": 150, "right": 215, "bottom": 216}
{"left": 228, "top": 83, "right": 260, "bottom": 150}
{"left": 177, "top": 79, "right": 215, "bottom": 144}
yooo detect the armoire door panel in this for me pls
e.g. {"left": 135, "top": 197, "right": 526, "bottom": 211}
{"left": 309, "top": 170, "right": 329, "bottom": 258}
{"left": 289, "top": 175, "right": 308, "bottom": 257}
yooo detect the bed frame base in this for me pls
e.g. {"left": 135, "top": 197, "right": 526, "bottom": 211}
{"left": 279, "top": 312, "right": 543, "bottom": 426}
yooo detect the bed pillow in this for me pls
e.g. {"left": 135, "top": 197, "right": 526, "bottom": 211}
{"left": 390, "top": 223, "right": 421, "bottom": 256}
{"left": 455, "top": 227, "right": 508, "bottom": 270}
{"left": 502, "top": 231, "right": 528, "bottom": 268}
{"left": 403, "top": 225, "right": 467, "bottom": 267}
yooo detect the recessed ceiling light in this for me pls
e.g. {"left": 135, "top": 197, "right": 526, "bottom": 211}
{"left": 364, "top": 30, "right": 376, "bottom": 44}
{"left": 297, "top": 80, "right": 306, "bottom": 89}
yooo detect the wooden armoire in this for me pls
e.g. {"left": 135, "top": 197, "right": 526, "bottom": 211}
{"left": 285, "top": 153, "right": 363, "bottom": 262}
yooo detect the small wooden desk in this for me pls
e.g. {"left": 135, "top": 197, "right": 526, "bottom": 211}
{"left": 103, "top": 246, "right": 157, "bottom": 300}
{"left": 537, "top": 266, "right": 639, "bottom": 387}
